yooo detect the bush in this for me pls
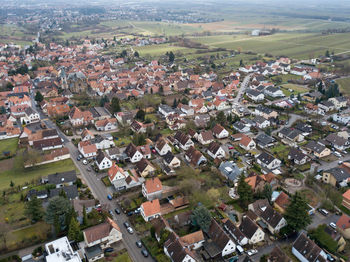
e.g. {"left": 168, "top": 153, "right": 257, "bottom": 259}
{"left": 309, "top": 224, "right": 338, "bottom": 253}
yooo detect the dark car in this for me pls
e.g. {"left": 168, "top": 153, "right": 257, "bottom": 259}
{"left": 123, "top": 222, "right": 130, "bottom": 228}
{"left": 141, "top": 249, "right": 149, "bottom": 257}
{"left": 136, "top": 241, "right": 142, "bottom": 248}
{"left": 115, "top": 208, "right": 121, "bottom": 214}
{"left": 104, "top": 247, "right": 114, "bottom": 253}
{"left": 127, "top": 211, "right": 134, "bottom": 216}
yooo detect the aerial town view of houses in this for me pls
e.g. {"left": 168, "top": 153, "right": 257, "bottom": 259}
{"left": 2, "top": 0, "right": 350, "bottom": 262}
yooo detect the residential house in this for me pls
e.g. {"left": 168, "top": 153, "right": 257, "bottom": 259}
{"left": 246, "top": 89, "right": 264, "bottom": 102}
{"left": 136, "top": 158, "right": 155, "bottom": 177}
{"left": 337, "top": 214, "right": 350, "bottom": 239}
{"left": 219, "top": 161, "right": 242, "bottom": 182}
{"left": 239, "top": 216, "right": 265, "bottom": 244}
{"left": 325, "top": 133, "right": 350, "bottom": 151}
{"left": 205, "top": 219, "right": 236, "bottom": 257}
{"left": 83, "top": 217, "right": 122, "bottom": 261}
{"left": 69, "top": 107, "right": 93, "bottom": 127}
{"left": 95, "top": 151, "right": 113, "bottom": 170}
{"left": 239, "top": 134, "right": 256, "bottom": 151}
{"left": 288, "top": 148, "right": 309, "bottom": 165}
{"left": 155, "top": 138, "right": 172, "bottom": 156}
{"left": 125, "top": 143, "right": 143, "bottom": 163}
{"left": 185, "top": 146, "right": 207, "bottom": 166}
{"left": 322, "top": 167, "right": 350, "bottom": 187}
{"left": 159, "top": 104, "right": 176, "bottom": 117}
{"left": 256, "top": 133, "right": 275, "bottom": 148}
{"left": 142, "top": 177, "right": 163, "bottom": 201}
{"left": 274, "top": 192, "right": 290, "bottom": 214}
{"left": 207, "top": 141, "right": 226, "bottom": 159}
{"left": 79, "top": 143, "right": 98, "bottom": 159}
{"left": 249, "top": 199, "right": 287, "bottom": 234}
{"left": 20, "top": 107, "right": 40, "bottom": 124}
{"left": 45, "top": 237, "right": 82, "bottom": 262}
{"left": 174, "top": 131, "right": 194, "bottom": 150}
{"left": 264, "top": 86, "right": 285, "bottom": 98}
{"left": 304, "top": 141, "right": 331, "bottom": 158}
{"left": 164, "top": 232, "right": 198, "bottom": 262}
{"left": 140, "top": 199, "right": 161, "bottom": 221}
{"left": 115, "top": 111, "right": 134, "bottom": 125}
{"left": 72, "top": 199, "right": 96, "bottom": 224}
{"left": 95, "top": 118, "right": 117, "bottom": 131}
{"left": 232, "top": 121, "right": 250, "bottom": 133}
{"left": 329, "top": 96, "right": 347, "bottom": 110}
{"left": 81, "top": 128, "right": 95, "bottom": 141}
{"left": 342, "top": 189, "right": 350, "bottom": 210}
{"left": 254, "top": 105, "right": 278, "bottom": 119}
{"left": 254, "top": 116, "right": 270, "bottom": 129}
{"left": 47, "top": 171, "right": 77, "bottom": 188}
{"left": 197, "top": 130, "right": 214, "bottom": 145}
{"left": 318, "top": 101, "right": 335, "bottom": 113}
{"left": 163, "top": 152, "right": 181, "bottom": 169}
{"left": 212, "top": 124, "right": 229, "bottom": 139}
{"left": 292, "top": 233, "right": 327, "bottom": 262}
{"left": 268, "top": 246, "right": 292, "bottom": 262}
{"left": 49, "top": 185, "right": 79, "bottom": 200}
{"left": 256, "top": 152, "right": 281, "bottom": 170}
{"left": 223, "top": 218, "right": 249, "bottom": 246}
{"left": 278, "top": 127, "right": 304, "bottom": 147}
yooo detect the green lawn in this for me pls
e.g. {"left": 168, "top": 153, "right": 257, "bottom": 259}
{"left": 0, "top": 154, "right": 77, "bottom": 191}
{"left": 134, "top": 43, "right": 192, "bottom": 57}
{"left": 0, "top": 138, "right": 18, "bottom": 157}
{"left": 2, "top": 222, "right": 51, "bottom": 252}
{"left": 102, "top": 176, "right": 112, "bottom": 187}
{"left": 281, "top": 84, "right": 309, "bottom": 96}
{"left": 336, "top": 77, "right": 350, "bottom": 95}
{"left": 110, "top": 252, "right": 132, "bottom": 262}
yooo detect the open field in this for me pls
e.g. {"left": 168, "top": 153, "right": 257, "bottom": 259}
{"left": 0, "top": 24, "right": 35, "bottom": 45}
{"left": 0, "top": 138, "right": 18, "bottom": 159}
{"left": 281, "top": 84, "right": 309, "bottom": 96}
{"left": 336, "top": 77, "right": 350, "bottom": 95}
{"left": 134, "top": 43, "right": 192, "bottom": 57}
{"left": 0, "top": 154, "right": 77, "bottom": 191}
{"left": 190, "top": 32, "right": 350, "bottom": 59}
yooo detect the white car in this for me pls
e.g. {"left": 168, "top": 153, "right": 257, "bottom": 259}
{"left": 247, "top": 249, "right": 258, "bottom": 256}
{"left": 127, "top": 227, "right": 134, "bottom": 234}
{"left": 329, "top": 222, "right": 337, "bottom": 229}
{"left": 82, "top": 159, "right": 88, "bottom": 165}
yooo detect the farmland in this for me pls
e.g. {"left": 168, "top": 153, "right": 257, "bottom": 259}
{"left": 189, "top": 33, "right": 350, "bottom": 59}
{"left": 336, "top": 77, "right": 350, "bottom": 95}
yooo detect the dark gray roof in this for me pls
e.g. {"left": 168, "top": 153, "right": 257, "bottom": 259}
{"left": 239, "top": 216, "right": 259, "bottom": 239}
{"left": 288, "top": 148, "right": 307, "bottom": 162}
{"left": 257, "top": 152, "right": 276, "bottom": 165}
{"left": 256, "top": 133, "right": 275, "bottom": 146}
{"left": 163, "top": 151, "right": 175, "bottom": 164}
{"left": 292, "top": 233, "right": 327, "bottom": 262}
{"left": 324, "top": 167, "right": 350, "bottom": 183}
{"left": 47, "top": 171, "right": 76, "bottom": 185}
{"left": 85, "top": 245, "right": 103, "bottom": 260}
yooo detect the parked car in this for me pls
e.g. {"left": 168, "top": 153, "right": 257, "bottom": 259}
{"left": 83, "top": 159, "right": 88, "bottom": 165}
{"left": 319, "top": 209, "right": 329, "bottom": 216}
{"left": 136, "top": 241, "right": 142, "bottom": 248}
{"left": 115, "top": 208, "right": 121, "bottom": 215}
{"left": 76, "top": 157, "right": 81, "bottom": 161}
{"left": 107, "top": 195, "right": 113, "bottom": 200}
{"left": 127, "top": 227, "right": 134, "bottom": 234}
{"left": 247, "top": 249, "right": 258, "bottom": 256}
{"left": 141, "top": 249, "right": 149, "bottom": 257}
{"left": 123, "top": 222, "right": 130, "bottom": 228}
{"left": 104, "top": 248, "right": 114, "bottom": 253}
{"left": 327, "top": 254, "right": 335, "bottom": 261}
{"left": 127, "top": 211, "right": 134, "bottom": 216}
{"left": 329, "top": 222, "right": 337, "bottom": 229}
{"left": 87, "top": 168, "right": 91, "bottom": 172}
{"left": 134, "top": 208, "right": 141, "bottom": 214}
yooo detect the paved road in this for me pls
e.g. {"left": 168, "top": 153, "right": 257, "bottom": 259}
{"left": 30, "top": 93, "right": 153, "bottom": 262}
{"left": 272, "top": 113, "right": 303, "bottom": 135}
{"left": 234, "top": 74, "right": 252, "bottom": 103}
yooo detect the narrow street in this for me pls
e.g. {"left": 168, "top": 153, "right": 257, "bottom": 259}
{"left": 234, "top": 74, "right": 252, "bottom": 103}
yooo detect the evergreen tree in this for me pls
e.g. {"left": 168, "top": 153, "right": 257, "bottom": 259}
{"left": 284, "top": 191, "right": 311, "bottom": 232}
{"left": 46, "top": 196, "right": 72, "bottom": 231}
{"left": 68, "top": 216, "right": 81, "bottom": 242}
{"left": 159, "top": 86, "right": 164, "bottom": 94}
{"left": 168, "top": 51, "right": 175, "bottom": 63}
{"left": 172, "top": 98, "right": 178, "bottom": 108}
{"left": 239, "top": 59, "right": 244, "bottom": 67}
{"left": 191, "top": 206, "right": 212, "bottom": 233}
{"left": 135, "top": 109, "right": 145, "bottom": 121}
{"left": 35, "top": 91, "right": 44, "bottom": 103}
{"left": 134, "top": 51, "right": 139, "bottom": 58}
{"left": 111, "top": 97, "right": 121, "bottom": 113}
{"left": 325, "top": 50, "right": 330, "bottom": 57}
{"left": 25, "top": 196, "right": 44, "bottom": 222}
{"left": 216, "top": 111, "right": 226, "bottom": 126}
{"left": 82, "top": 205, "right": 88, "bottom": 226}
{"left": 262, "top": 184, "right": 272, "bottom": 203}
{"left": 54, "top": 215, "right": 61, "bottom": 235}
{"left": 10, "top": 181, "right": 14, "bottom": 187}
{"left": 237, "top": 174, "right": 253, "bottom": 208}
{"left": 121, "top": 50, "right": 127, "bottom": 58}
{"left": 59, "top": 189, "right": 67, "bottom": 199}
